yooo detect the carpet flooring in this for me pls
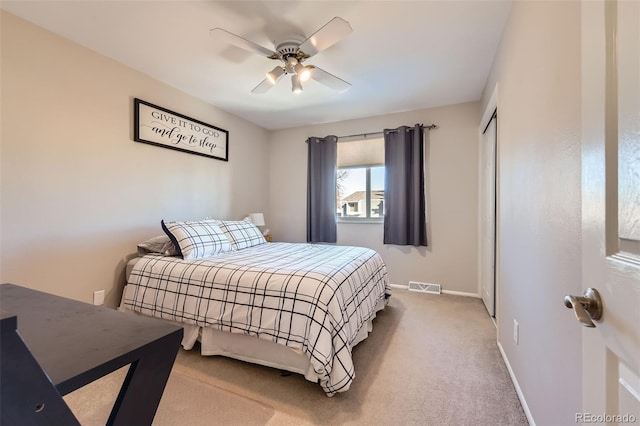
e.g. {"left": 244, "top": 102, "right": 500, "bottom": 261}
{"left": 65, "top": 289, "right": 528, "bottom": 425}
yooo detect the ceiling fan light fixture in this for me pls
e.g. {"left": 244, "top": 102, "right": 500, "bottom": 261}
{"left": 285, "top": 56, "right": 299, "bottom": 74}
{"left": 294, "top": 63, "right": 312, "bottom": 82}
{"left": 291, "top": 74, "right": 303, "bottom": 94}
{"left": 266, "top": 66, "right": 285, "bottom": 84}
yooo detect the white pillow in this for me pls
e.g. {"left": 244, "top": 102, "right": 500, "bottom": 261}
{"left": 161, "top": 219, "right": 231, "bottom": 260}
{"left": 216, "top": 220, "right": 266, "bottom": 251}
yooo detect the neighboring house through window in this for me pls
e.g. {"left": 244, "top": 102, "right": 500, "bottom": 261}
{"left": 336, "top": 137, "right": 385, "bottom": 220}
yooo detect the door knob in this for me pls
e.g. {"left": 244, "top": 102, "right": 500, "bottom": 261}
{"left": 564, "top": 288, "right": 603, "bottom": 327}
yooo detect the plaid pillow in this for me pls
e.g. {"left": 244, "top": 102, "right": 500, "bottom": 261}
{"left": 216, "top": 220, "right": 266, "bottom": 250}
{"left": 161, "top": 219, "right": 231, "bottom": 260}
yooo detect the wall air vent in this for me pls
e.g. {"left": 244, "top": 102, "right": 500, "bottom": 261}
{"left": 408, "top": 281, "right": 442, "bottom": 294}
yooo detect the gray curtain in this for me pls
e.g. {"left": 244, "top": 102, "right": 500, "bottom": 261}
{"left": 383, "top": 125, "right": 428, "bottom": 246}
{"left": 307, "top": 135, "right": 338, "bottom": 243}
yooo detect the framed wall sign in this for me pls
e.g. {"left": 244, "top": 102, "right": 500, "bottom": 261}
{"left": 133, "top": 98, "right": 229, "bottom": 161}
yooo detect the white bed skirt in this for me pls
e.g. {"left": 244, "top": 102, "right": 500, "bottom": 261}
{"left": 120, "top": 284, "right": 385, "bottom": 384}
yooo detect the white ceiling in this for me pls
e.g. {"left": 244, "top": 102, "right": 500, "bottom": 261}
{"left": 2, "top": 1, "right": 511, "bottom": 130}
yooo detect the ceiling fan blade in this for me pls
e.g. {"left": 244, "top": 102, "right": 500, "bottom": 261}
{"left": 251, "top": 78, "right": 276, "bottom": 94}
{"left": 309, "top": 66, "right": 351, "bottom": 92}
{"left": 210, "top": 28, "right": 277, "bottom": 58}
{"left": 298, "top": 17, "right": 353, "bottom": 57}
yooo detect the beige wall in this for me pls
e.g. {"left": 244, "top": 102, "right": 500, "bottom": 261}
{"left": 481, "top": 1, "right": 582, "bottom": 424}
{"left": 268, "top": 102, "right": 480, "bottom": 294}
{"left": 0, "top": 11, "right": 270, "bottom": 306}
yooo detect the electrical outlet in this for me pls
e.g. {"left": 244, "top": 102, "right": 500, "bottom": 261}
{"left": 93, "top": 290, "right": 105, "bottom": 306}
{"left": 513, "top": 319, "right": 519, "bottom": 345}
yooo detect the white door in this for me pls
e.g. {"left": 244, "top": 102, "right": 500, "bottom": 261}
{"left": 480, "top": 111, "right": 497, "bottom": 318}
{"left": 579, "top": 0, "right": 640, "bottom": 421}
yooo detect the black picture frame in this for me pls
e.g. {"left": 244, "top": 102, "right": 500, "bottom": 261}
{"left": 133, "top": 98, "right": 229, "bottom": 161}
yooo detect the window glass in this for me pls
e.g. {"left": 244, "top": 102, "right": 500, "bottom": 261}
{"left": 370, "top": 166, "right": 385, "bottom": 218}
{"left": 336, "top": 137, "right": 385, "bottom": 220}
{"left": 337, "top": 168, "right": 366, "bottom": 217}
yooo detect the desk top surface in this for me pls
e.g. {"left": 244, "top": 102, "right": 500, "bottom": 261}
{"left": 0, "top": 283, "right": 182, "bottom": 390}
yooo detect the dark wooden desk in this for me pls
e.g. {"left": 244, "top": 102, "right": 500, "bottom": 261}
{"left": 0, "top": 283, "right": 183, "bottom": 425}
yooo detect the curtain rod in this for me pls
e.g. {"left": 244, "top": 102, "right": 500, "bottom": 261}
{"left": 337, "top": 124, "right": 437, "bottom": 140}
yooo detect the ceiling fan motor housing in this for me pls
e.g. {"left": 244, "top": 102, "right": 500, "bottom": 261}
{"left": 275, "top": 36, "right": 309, "bottom": 62}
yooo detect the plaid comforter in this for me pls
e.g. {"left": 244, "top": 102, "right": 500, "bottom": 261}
{"left": 123, "top": 242, "right": 390, "bottom": 395}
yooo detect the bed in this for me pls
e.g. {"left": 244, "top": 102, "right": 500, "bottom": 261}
{"left": 120, "top": 219, "right": 390, "bottom": 396}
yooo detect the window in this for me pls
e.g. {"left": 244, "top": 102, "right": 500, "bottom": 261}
{"left": 336, "top": 137, "right": 385, "bottom": 221}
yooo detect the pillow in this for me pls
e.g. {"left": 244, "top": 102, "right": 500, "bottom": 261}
{"left": 216, "top": 220, "right": 266, "bottom": 251}
{"left": 161, "top": 219, "right": 231, "bottom": 260}
{"left": 137, "top": 235, "right": 179, "bottom": 256}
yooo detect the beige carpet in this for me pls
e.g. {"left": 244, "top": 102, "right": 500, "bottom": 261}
{"left": 66, "top": 289, "right": 528, "bottom": 425}
{"left": 64, "top": 366, "right": 274, "bottom": 425}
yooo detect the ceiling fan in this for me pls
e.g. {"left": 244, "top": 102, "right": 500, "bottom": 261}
{"left": 210, "top": 17, "right": 353, "bottom": 94}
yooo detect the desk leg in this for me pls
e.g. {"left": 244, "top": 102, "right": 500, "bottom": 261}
{"left": 106, "top": 331, "right": 182, "bottom": 426}
{"left": 1, "top": 315, "right": 80, "bottom": 426}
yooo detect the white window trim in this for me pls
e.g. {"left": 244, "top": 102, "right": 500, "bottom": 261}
{"left": 337, "top": 217, "right": 384, "bottom": 224}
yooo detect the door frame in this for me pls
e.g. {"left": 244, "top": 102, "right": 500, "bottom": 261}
{"left": 478, "top": 84, "right": 499, "bottom": 321}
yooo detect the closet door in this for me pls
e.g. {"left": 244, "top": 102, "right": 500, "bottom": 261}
{"left": 480, "top": 111, "right": 497, "bottom": 318}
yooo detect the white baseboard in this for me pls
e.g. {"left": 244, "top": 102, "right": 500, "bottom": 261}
{"left": 497, "top": 341, "right": 536, "bottom": 426}
{"left": 442, "top": 289, "right": 481, "bottom": 298}
{"left": 389, "top": 283, "right": 407, "bottom": 289}
{"left": 389, "top": 283, "right": 481, "bottom": 299}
